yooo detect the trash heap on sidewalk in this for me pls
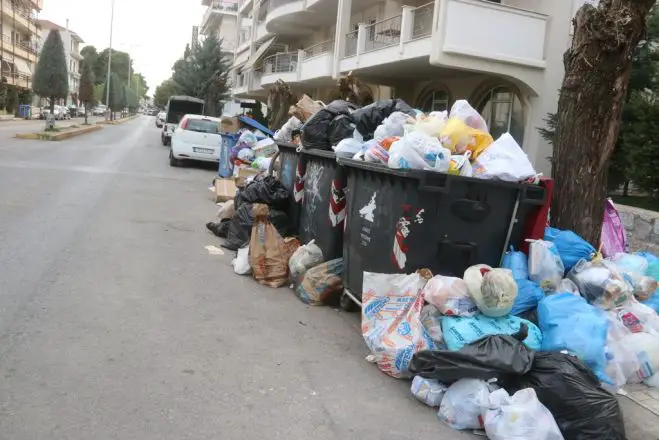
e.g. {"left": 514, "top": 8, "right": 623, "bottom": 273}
{"left": 205, "top": 96, "right": 659, "bottom": 440}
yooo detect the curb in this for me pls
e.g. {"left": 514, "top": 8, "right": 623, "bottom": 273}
{"left": 96, "top": 115, "right": 139, "bottom": 125}
{"left": 14, "top": 124, "right": 103, "bottom": 141}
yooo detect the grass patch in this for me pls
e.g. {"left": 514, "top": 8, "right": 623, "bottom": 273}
{"left": 610, "top": 195, "right": 659, "bottom": 212}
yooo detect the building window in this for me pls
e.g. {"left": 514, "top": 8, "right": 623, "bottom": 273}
{"left": 477, "top": 86, "right": 525, "bottom": 147}
{"left": 420, "top": 89, "right": 450, "bottom": 113}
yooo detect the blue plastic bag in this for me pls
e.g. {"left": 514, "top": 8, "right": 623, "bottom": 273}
{"left": 636, "top": 252, "right": 659, "bottom": 267}
{"left": 544, "top": 227, "right": 596, "bottom": 272}
{"left": 643, "top": 294, "right": 659, "bottom": 313}
{"left": 510, "top": 279, "right": 545, "bottom": 315}
{"left": 502, "top": 246, "right": 529, "bottom": 280}
{"left": 440, "top": 314, "right": 542, "bottom": 352}
{"left": 538, "top": 293, "right": 610, "bottom": 382}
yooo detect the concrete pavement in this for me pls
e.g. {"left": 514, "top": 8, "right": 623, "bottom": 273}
{"left": 0, "top": 115, "right": 656, "bottom": 440}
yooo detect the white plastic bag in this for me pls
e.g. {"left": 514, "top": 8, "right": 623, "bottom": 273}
{"left": 482, "top": 388, "right": 564, "bottom": 440}
{"left": 528, "top": 240, "right": 564, "bottom": 292}
{"left": 288, "top": 239, "right": 324, "bottom": 279}
{"left": 334, "top": 138, "right": 363, "bottom": 158}
{"left": 374, "top": 111, "right": 408, "bottom": 141}
{"left": 423, "top": 275, "right": 478, "bottom": 317}
{"left": 216, "top": 201, "right": 235, "bottom": 220}
{"left": 557, "top": 278, "right": 580, "bottom": 295}
{"left": 438, "top": 378, "right": 491, "bottom": 430}
{"left": 449, "top": 99, "right": 488, "bottom": 132}
{"left": 232, "top": 246, "right": 252, "bottom": 275}
{"left": 473, "top": 133, "right": 536, "bottom": 182}
{"left": 407, "top": 112, "right": 448, "bottom": 138}
{"left": 362, "top": 272, "right": 435, "bottom": 378}
{"left": 611, "top": 253, "right": 649, "bottom": 275}
{"left": 274, "top": 116, "right": 302, "bottom": 143}
{"left": 420, "top": 304, "right": 444, "bottom": 345}
{"left": 411, "top": 376, "right": 447, "bottom": 407}
{"left": 605, "top": 310, "right": 642, "bottom": 388}
{"left": 388, "top": 132, "right": 450, "bottom": 171}
{"left": 568, "top": 259, "right": 631, "bottom": 309}
{"left": 464, "top": 265, "right": 518, "bottom": 317}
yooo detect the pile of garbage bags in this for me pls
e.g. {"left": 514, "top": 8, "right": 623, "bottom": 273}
{"left": 230, "top": 128, "right": 279, "bottom": 173}
{"left": 279, "top": 97, "right": 538, "bottom": 183}
{"left": 359, "top": 225, "right": 659, "bottom": 439}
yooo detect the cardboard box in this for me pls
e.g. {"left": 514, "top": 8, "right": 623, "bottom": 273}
{"left": 220, "top": 116, "right": 241, "bottom": 134}
{"left": 234, "top": 166, "right": 261, "bottom": 187}
{"left": 214, "top": 178, "right": 237, "bottom": 203}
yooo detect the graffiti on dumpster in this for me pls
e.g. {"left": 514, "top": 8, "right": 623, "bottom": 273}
{"left": 329, "top": 178, "right": 346, "bottom": 227}
{"left": 392, "top": 205, "right": 425, "bottom": 269}
{"left": 293, "top": 160, "right": 305, "bottom": 203}
{"left": 359, "top": 192, "right": 377, "bottom": 247}
{"left": 302, "top": 162, "right": 324, "bottom": 234}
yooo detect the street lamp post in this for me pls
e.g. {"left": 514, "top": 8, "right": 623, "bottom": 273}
{"left": 105, "top": 0, "right": 115, "bottom": 120}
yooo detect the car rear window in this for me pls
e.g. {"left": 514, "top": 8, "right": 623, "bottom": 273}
{"left": 185, "top": 119, "right": 220, "bottom": 134}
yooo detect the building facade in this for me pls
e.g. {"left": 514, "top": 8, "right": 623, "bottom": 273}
{"left": 0, "top": 0, "right": 42, "bottom": 94}
{"left": 210, "top": 0, "right": 600, "bottom": 175}
{"left": 38, "top": 19, "right": 84, "bottom": 106}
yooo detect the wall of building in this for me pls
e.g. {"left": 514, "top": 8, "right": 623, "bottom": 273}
{"left": 617, "top": 205, "right": 659, "bottom": 255}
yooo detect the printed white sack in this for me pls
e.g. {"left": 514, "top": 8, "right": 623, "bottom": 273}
{"left": 423, "top": 275, "right": 478, "bottom": 317}
{"left": 362, "top": 272, "right": 436, "bottom": 378}
{"left": 473, "top": 133, "right": 536, "bottom": 182}
{"left": 411, "top": 376, "right": 448, "bottom": 407}
{"left": 438, "top": 378, "right": 492, "bottom": 430}
{"left": 482, "top": 388, "right": 564, "bottom": 440}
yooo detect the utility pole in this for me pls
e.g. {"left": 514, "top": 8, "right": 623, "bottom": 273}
{"left": 105, "top": 0, "right": 115, "bottom": 120}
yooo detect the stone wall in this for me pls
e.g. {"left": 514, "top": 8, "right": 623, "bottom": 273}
{"left": 617, "top": 204, "right": 659, "bottom": 255}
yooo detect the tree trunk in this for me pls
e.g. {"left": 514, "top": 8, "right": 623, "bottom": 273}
{"left": 551, "top": 0, "right": 656, "bottom": 246}
{"left": 623, "top": 180, "right": 630, "bottom": 197}
{"left": 49, "top": 97, "right": 55, "bottom": 114}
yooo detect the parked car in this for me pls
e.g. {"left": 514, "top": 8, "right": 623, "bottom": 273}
{"left": 41, "top": 105, "right": 69, "bottom": 120}
{"left": 156, "top": 111, "right": 166, "bottom": 128}
{"left": 92, "top": 105, "right": 107, "bottom": 116}
{"left": 169, "top": 114, "right": 222, "bottom": 167}
{"left": 162, "top": 96, "right": 205, "bottom": 146}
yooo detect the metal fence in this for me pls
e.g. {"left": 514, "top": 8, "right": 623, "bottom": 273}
{"left": 263, "top": 52, "right": 299, "bottom": 74}
{"left": 364, "top": 15, "right": 402, "bottom": 53}
{"left": 210, "top": 0, "right": 239, "bottom": 11}
{"left": 303, "top": 39, "right": 334, "bottom": 59}
{"left": 344, "top": 30, "right": 358, "bottom": 57}
{"left": 412, "top": 2, "right": 434, "bottom": 39}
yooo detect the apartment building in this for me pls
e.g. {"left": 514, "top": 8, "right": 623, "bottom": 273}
{"left": 38, "top": 19, "right": 84, "bottom": 106}
{"left": 0, "top": 0, "right": 42, "bottom": 93}
{"left": 200, "top": 0, "right": 239, "bottom": 54}
{"left": 218, "top": 0, "right": 602, "bottom": 175}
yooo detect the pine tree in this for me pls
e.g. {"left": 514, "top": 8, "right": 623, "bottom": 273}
{"left": 32, "top": 30, "right": 69, "bottom": 115}
{"left": 79, "top": 58, "right": 95, "bottom": 124}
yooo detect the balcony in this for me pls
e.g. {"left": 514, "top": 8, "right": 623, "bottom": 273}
{"left": 1, "top": 0, "right": 38, "bottom": 31}
{"left": 437, "top": 0, "right": 548, "bottom": 69}
{"left": 233, "top": 72, "right": 248, "bottom": 95}
{"left": 300, "top": 40, "right": 334, "bottom": 82}
{"left": 261, "top": 52, "right": 299, "bottom": 86}
{"left": 1, "top": 34, "right": 38, "bottom": 60}
{"left": 1, "top": 70, "right": 32, "bottom": 88}
{"left": 238, "top": 0, "right": 251, "bottom": 13}
{"left": 256, "top": 20, "right": 269, "bottom": 41}
{"left": 201, "top": 0, "right": 239, "bottom": 34}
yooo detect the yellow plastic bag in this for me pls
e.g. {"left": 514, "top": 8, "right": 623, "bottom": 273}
{"left": 440, "top": 118, "right": 493, "bottom": 159}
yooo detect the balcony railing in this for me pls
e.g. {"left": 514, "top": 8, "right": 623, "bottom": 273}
{"left": 345, "top": 29, "right": 358, "bottom": 57}
{"left": 1, "top": 34, "right": 38, "bottom": 53}
{"left": 209, "top": 0, "right": 239, "bottom": 12}
{"left": 364, "top": 15, "right": 402, "bottom": 53}
{"left": 263, "top": 52, "right": 298, "bottom": 74}
{"left": 412, "top": 2, "right": 433, "bottom": 39}
{"left": 1, "top": 70, "right": 31, "bottom": 81}
{"left": 2, "top": 0, "right": 38, "bottom": 24}
{"left": 303, "top": 39, "right": 334, "bottom": 59}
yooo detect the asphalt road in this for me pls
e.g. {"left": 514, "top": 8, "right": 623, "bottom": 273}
{"left": 0, "top": 116, "right": 656, "bottom": 440}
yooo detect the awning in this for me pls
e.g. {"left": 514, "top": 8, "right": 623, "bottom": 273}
{"left": 243, "top": 37, "right": 275, "bottom": 70}
{"left": 13, "top": 57, "right": 31, "bottom": 74}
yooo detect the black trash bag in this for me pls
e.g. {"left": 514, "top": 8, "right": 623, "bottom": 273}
{"left": 518, "top": 307, "right": 539, "bottom": 326}
{"left": 238, "top": 176, "right": 290, "bottom": 210}
{"left": 409, "top": 324, "right": 534, "bottom": 384}
{"left": 352, "top": 99, "right": 415, "bottom": 140}
{"left": 206, "top": 218, "right": 231, "bottom": 238}
{"left": 301, "top": 100, "right": 358, "bottom": 150}
{"left": 328, "top": 114, "right": 356, "bottom": 147}
{"left": 503, "top": 351, "right": 626, "bottom": 440}
{"left": 222, "top": 202, "right": 290, "bottom": 251}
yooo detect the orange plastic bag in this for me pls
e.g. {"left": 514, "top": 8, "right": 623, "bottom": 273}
{"left": 249, "top": 204, "right": 300, "bottom": 288}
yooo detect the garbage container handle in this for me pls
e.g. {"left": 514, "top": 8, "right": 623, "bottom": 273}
{"left": 417, "top": 172, "right": 452, "bottom": 194}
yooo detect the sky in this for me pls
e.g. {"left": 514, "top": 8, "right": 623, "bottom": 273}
{"left": 40, "top": 0, "right": 207, "bottom": 95}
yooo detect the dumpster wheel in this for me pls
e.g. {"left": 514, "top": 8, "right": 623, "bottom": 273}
{"left": 340, "top": 289, "right": 361, "bottom": 312}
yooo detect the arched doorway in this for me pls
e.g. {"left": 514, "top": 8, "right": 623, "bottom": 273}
{"left": 476, "top": 86, "right": 525, "bottom": 146}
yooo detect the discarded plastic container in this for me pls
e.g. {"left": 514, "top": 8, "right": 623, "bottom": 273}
{"left": 217, "top": 133, "right": 238, "bottom": 178}
{"left": 338, "top": 159, "right": 545, "bottom": 305}
{"left": 298, "top": 149, "right": 346, "bottom": 261}
{"left": 275, "top": 142, "right": 304, "bottom": 234}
